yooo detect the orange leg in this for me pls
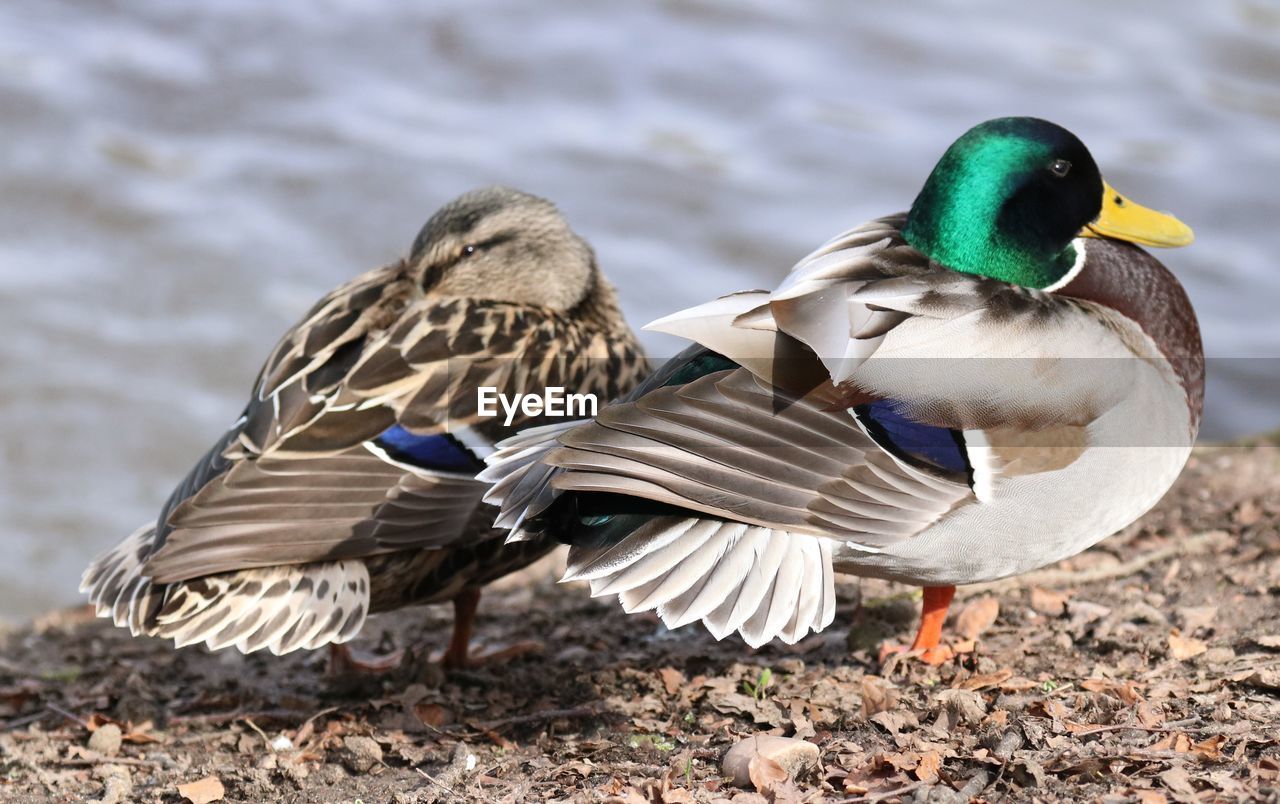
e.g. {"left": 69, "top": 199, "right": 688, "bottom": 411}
{"left": 437, "top": 587, "right": 543, "bottom": 669}
{"left": 878, "top": 585, "right": 957, "bottom": 666}
{"left": 439, "top": 588, "right": 481, "bottom": 669}
{"left": 909, "top": 585, "right": 956, "bottom": 664}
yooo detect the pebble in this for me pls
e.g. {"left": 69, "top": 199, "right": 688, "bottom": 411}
{"left": 94, "top": 764, "right": 132, "bottom": 804}
{"left": 722, "top": 734, "right": 819, "bottom": 788}
{"left": 555, "top": 645, "right": 592, "bottom": 664}
{"left": 88, "top": 723, "right": 123, "bottom": 757}
{"left": 339, "top": 735, "right": 383, "bottom": 774}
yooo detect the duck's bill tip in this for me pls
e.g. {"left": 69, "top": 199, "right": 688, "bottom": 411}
{"left": 1079, "top": 180, "right": 1194, "bottom": 248}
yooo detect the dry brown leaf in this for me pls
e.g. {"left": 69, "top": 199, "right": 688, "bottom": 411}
{"left": 871, "top": 751, "right": 920, "bottom": 772}
{"left": 1234, "top": 498, "right": 1262, "bottom": 525}
{"left": 1159, "top": 765, "right": 1195, "bottom": 796}
{"left": 915, "top": 751, "right": 942, "bottom": 783}
{"left": 412, "top": 703, "right": 453, "bottom": 728}
{"left": 935, "top": 688, "right": 986, "bottom": 729}
{"left": 122, "top": 720, "right": 160, "bottom": 745}
{"left": 1232, "top": 668, "right": 1280, "bottom": 692}
{"left": 789, "top": 709, "right": 815, "bottom": 740}
{"left": 843, "top": 761, "right": 914, "bottom": 796}
{"left": 1030, "top": 699, "right": 1070, "bottom": 721}
{"left": 1256, "top": 757, "right": 1280, "bottom": 782}
{"left": 998, "top": 676, "right": 1039, "bottom": 693}
{"left": 1191, "top": 734, "right": 1227, "bottom": 762}
{"left": 177, "top": 775, "right": 225, "bottom": 804}
{"left": 869, "top": 710, "right": 911, "bottom": 736}
{"left": 1168, "top": 629, "right": 1207, "bottom": 660}
{"left": 658, "top": 667, "right": 685, "bottom": 696}
{"left": 85, "top": 712, "right": 160, "bottom": 745}
{"left": 747, "top": 754, "right": 788, "bottom": 792}
{"left": 954, "top": 596, "right": 999, "bottom": 640}
{"left": 603, "top": 787, "right": 651, "bottom": 804}
{"left": 1150, "top": 732, "right": 1194, "bottom": 753}
{"left": 659, "top": 786, "right": 696, "bottom": 804}
{"left": 1066, "top": 599, "right": 1111, "bottom": 628}
{"left": 956, "top": 668, "right": 1013, "bottom": 691}
{"left": 1030, "top": 587, "right": 1069, "bottom": 616}
{"left": 85, "top": 713, "right": 112, "bottom": 732}
{"left": 1134, "top": 790, "right": 1168, "bottom": 804}
{"left": 1253, "top": 635, "right": 1280, "bottom": 650}
{"left": 1177, "top": 606, "right": 1218, "bottom": 633}
{"left": 860, "top": 676, "right": 899, "bottom": 718}
{"left": 1079, "top": 678, "right": 1143, "bottom": 705}
{"left": 1136, "top": 701, "right": 1164, "bottom": 728}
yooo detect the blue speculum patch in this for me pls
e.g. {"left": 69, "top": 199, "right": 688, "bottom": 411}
{"left": 375, "top": 424, "right": 482, "bottom": 471}
{"left": 857, "top": 400, "right": 969, "bottom": 475}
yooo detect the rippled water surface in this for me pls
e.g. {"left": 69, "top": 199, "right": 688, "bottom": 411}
{"left": 2, "top": 0, "right": 1278, "bottom": 620}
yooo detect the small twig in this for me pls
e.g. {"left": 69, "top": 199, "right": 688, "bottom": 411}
{"left": 1071, "top": 723, "right": 1204, "bottom": 737}
{"left": 991, "top": 728, "right": 1022, "bottom": 789}
{"left": 956, "top": 768, "right": 990, "bottom": 798}
{"left": 59, "top": 756, "right": 161, "bottom": 768}
{"left": 240, "top": 717, "right": 273, "bottom": 751}
{"left": 169, "top": 707, "right": 308, "bottom": 726}
{"left": 292, "top": 706, "right": 338, "bottom": 746}
{"left": 844, "top": 780, "right": 925, "bottom": 802}
{"left": 464, "top": 704, "right": 603, "bottom": 734}
{"left": 1159, "top": 716, "right": 1206, "bottom": 729}
{"left": 1045, "top": 747, "right": 1217, "bottom": 769}
{"left": 993, "top": 728, "right": 1024, "bottom": 762}
{"left": 1, "top": 709, "right": 54, "bottom": 732}
{"left": 46, "top": 703, "right": 90, "bottom": 730}
{"left": 416, "top": 767, "right": 460, "bottom": 798}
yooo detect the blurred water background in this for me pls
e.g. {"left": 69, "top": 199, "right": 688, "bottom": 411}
{"left": 1, "top": 0, "right": 1278, "bottom": 621}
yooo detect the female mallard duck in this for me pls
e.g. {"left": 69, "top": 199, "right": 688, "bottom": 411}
{"left": 482, "top": 118, "right": 1202, "bottom": 664}
{"left": 82, "top": 186, "right": 647, "bottom": 668}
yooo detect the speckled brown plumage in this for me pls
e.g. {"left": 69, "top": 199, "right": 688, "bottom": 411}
{"left": 82, "top": 186, "right": 647, "bottom": 658}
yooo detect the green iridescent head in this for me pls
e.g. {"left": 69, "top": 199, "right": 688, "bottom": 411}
{"left": 902, "top": 117, "right": 1193, "bottom": 289}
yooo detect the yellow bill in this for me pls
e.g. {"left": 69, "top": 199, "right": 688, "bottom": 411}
{"left": 1080, "top": 180, "right": 1194, "bottom": 247}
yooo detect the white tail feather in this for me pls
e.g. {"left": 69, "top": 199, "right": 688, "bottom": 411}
{"left": 480, "top": 419, "right": 586, "bottom": 539}
{"left": 566, "top": 517, "right": 836, "bottom": 648}
{"left": 82, "top": 524, "right": 370, "bottom": 656}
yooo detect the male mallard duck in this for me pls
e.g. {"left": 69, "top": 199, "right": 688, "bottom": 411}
{"left": 482, "top": 118, "right": 1202, "bottom": 663}
{"left": 82, "top": 186, "right": 647, "bottom": 668}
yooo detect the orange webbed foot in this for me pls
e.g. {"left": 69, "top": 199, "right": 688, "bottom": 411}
{"left": 878, "top": 585, "right": 958, "bottom": 667}
{"left": 877, "top": 641, "right": 956, "bottom": 666}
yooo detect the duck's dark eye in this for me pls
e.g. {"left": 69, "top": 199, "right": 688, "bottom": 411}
{"left": 1049, "top": 159, "right": 1071, "bottom": 178}
{"left": 460, "top": 244, "right": 477, "bottom": 258}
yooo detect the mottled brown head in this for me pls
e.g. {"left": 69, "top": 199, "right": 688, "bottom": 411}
{"left": 409, "top": 186, "right": 596, "bottom": 311}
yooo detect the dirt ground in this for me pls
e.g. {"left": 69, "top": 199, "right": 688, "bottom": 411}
{"left": 2, "top": 441, "right": 1279, "bottom": 803}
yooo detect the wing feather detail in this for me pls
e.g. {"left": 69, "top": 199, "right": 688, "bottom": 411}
{"left": 542, "top": 368, "right": 972, "bottom": 548}
{"left": 564, "top": 516, "right": 835, "bottom": 648}
{"left": 81, "top": 525, "right": 369, "bottom": 655}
